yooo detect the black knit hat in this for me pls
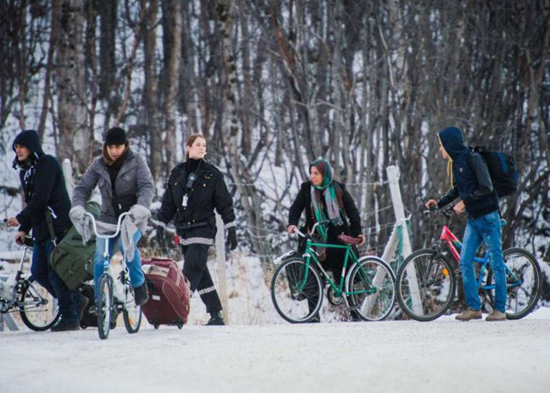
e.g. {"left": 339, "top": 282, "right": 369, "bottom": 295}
{"left": 105, "top": 127, "right": 127, "bottom": 146}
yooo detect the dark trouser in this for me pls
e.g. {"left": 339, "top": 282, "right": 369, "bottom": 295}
{"left": 31, "top": 239, "right": 77, "bottom": 321}
{"left": 181, "top": 244, "right": 222, "bottom": 314}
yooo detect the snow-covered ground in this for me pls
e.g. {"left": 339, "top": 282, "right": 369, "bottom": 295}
{"left": 1, "top": 309, "right": 549, "bottom": 393}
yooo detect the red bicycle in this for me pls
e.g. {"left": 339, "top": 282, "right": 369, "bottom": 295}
{"left": 396, "top": 207, "right": 542, "bottom": 321}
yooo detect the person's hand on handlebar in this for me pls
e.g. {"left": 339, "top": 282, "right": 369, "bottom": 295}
{"left": 357, "top": 234, "right": 365, "bottom": 246}
{"left": 287, "top": 225, "right": 298, "bottom": 234}
{"left": 425, "top": 199, "right": 438, "bottom": 210}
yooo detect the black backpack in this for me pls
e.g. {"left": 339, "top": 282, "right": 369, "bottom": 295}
{"left": 470, "top": 146, "right": 518, "bottom": 197}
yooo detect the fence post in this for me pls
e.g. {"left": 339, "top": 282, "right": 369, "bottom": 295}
{"left": 215, "top": 213, "right": 230, "bottom": 324}
{"left": 386, "top": 165, "right": 422, "bottom": 315}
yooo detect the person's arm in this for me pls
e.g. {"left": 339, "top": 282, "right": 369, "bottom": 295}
{"left": 437, "top": 186, "right": 459, "bottom": 209}
{"left": 288, "top": 183, "right": 307, "bottom": 228}
{"left": 157, "top": 169, "right": 179, "bottom": 225}
{"left": 135, "top": 154, "right": 155, "bottom": 209}
{"left": 73, "top": 160, "right": 99, "bottom": 208}
{"left": 464, "top": 153, "right": 494, "bottom": 206}
{"left": 213, "top": 171, "right": 236, "bottom": 227}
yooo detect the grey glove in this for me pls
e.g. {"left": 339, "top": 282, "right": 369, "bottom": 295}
{"left": 69, "top": 206, "right": 86, "bottom": 222}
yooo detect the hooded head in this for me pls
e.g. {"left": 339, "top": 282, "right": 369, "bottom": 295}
{"left": 12, "top": 130, "right": 44, "bottom": 168}
{"left": 437, "top": 126, "right": 469, "bottom": 161}
{"left": 309, "top": 158, "right": 334, "bottom": 189}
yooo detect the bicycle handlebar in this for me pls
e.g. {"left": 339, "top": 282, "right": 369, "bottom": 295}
{"left": 290, "top": 220, "right": 330, "bottom": 238}
{"left": 423, "top": 205, "right": 454, "bottom": 218}
{"left": 85, "top": 211, "right": 131, "bottom": 239}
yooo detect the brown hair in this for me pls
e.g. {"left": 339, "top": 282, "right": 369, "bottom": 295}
{"left": 185, "top": 133, "right": 206, "bottom": 160}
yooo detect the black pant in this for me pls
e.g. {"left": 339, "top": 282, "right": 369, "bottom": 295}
{"left": 181, "top": 244, "right": 222, "bottom": 314}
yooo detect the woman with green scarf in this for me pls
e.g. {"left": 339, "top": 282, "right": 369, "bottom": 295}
{"left": 288, "top": 158, "right": 365, "bottom": 321}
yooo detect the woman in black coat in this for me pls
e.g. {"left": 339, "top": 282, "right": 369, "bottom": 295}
{"left": 288, "top": 158, "right": 365, "bottom": 321}
{"left": 157, "top": 134, "right": 237, "bottom": 325}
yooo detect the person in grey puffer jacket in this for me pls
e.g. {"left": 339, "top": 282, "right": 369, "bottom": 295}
{"left": 71, "top": 127, "right": 154, "bottom": 306}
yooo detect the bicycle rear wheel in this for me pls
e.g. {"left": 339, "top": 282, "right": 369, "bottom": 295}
{"left": 122, "top": 281, "right": 142, "bottom": 334}
{"left": 19, "top": 278, "right": 60, "bottom": 331}
{"left": 486, "top": 248, "right": 542, "bottom": 319}
{"left": 97, "top": 274, "right": 114, "bottom": 339}
{"left": 396, "top": 249, "right": 456, "bottom": 322}
{"left": 346, "top": 256, "right": 396, "bottom": 321}
{"left": 271, "top": 258, "right": 323, "bottom": 323}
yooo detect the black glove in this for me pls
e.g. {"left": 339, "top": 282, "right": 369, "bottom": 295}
{"left": 156, "top": 225, "right": 166, "bottom": 247}
{"left": 226, "top": 227, "right": 237, "bottom": 250}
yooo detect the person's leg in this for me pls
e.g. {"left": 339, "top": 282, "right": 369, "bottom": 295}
{"left": 183, "top": 244, "right": 222, "bottom": 314}
{"left": 119, "top": 229, "right": 145, "bottom": 288}
{"left": 459, "top": 219, "right": 484, "bottom": 311}
{"left": 480, "top": 211, "right": 507, "bottom": 314}
{"left": 39, "top": 240, "right": 78, "bottom": 330}
{"left": 93, "top": 236, "right": 116, "bottom": 300}
{"left": 30, "top": 241, "right": 56, "bottom": 296}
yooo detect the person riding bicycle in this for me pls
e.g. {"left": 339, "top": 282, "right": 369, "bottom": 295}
{"left": 287, "top": 158, "right": 365, "bottom": 322}
{"left": 6, "top": 130, "right": 81, "bottom": 331}
{"left": 70, "top": 127, "right": 154, "bottom": 308}
{"left": 425, "top": 126, "right": 507, "bottom": 322}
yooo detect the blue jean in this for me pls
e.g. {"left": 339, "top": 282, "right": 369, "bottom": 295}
{"left": 93, "top": 229, "right": 145, "bottom": 299}
{"left": 31, "top": 239, "right": 77, "bottom": 321}
{"left": 460, "top": 210, "right": 507, "bottom": 313}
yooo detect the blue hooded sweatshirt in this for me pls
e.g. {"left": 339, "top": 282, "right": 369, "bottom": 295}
{"left": 437, "top": 126, "right": 499, "bottom": 219}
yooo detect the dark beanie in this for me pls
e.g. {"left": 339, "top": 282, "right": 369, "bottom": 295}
{"left": 105, "top": 127, "right": 127, "bottom": 146}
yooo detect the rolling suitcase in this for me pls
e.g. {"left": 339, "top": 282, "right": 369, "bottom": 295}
{"left": 141, "top": 258, "right": 190, "bottom": 329}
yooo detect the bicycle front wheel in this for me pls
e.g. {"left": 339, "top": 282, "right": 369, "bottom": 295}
{"left": 271, "top": 258, "right": 323, "bottom": 323}
{"left": 396, "top": 249, "right": 456, "bottom": 322}
{"left": 486, "top": 248, "right": 542, "bottom": 319}
{"left": 346, "top": 256, "right": 396, "bottom": 321}
{"left": 123, "top": 282, "right": 142, "bottom": 334}
{"left": 97, "top": 274, "right": 114, "bottom": 340}
{"left": 19, "top": 278, "right": 60, "bottom": 331}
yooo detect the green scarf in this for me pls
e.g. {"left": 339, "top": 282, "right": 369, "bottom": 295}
{"left": 310, "top": 158, "right": 344, "bottom": 241}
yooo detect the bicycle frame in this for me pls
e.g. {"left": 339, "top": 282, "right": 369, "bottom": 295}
{"left": 435, "top": 215, "right": 518, "bottom": 293}
{"left": 85, "top": 211, "right": 132, "bottom": 304}
{"left": 295, "top": 222, "right": 376, "bottom": 302}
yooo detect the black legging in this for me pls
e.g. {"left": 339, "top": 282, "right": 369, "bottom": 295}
{"left": 181, "top": 244, "right": 222, "bottom": 314}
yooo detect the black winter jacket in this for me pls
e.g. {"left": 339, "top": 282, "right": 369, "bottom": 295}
{"left": 288, "top": 181, "right": 362, "bottom": 239}
{"left": 13, "top": 130, "right": 71, "bottom": 241}
{"left": 157, "top": 159, "right": 236, "bottom": 246}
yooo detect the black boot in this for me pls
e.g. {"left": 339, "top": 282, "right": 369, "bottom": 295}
{"left": 76, "top": 294, "right": 90, "bottom": 323}
{"left": 205, "top": 311, "right": 225, "bottom": 326}
{"left": 51, "top": 317, "right": 80, "bottom": 332}
{"left": 134, "top": 282, "right": 149, "bottom": 306}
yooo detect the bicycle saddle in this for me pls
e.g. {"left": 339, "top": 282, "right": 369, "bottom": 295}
{"left": 337, "top": 234, "right": 361, "bottom": 245}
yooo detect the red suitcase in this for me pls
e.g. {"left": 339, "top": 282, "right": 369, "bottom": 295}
{"left": 141, "top": 258, "right": 190, "bottom": 329}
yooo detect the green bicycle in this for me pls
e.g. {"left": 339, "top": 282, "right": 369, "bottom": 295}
{"left": 271, "top": 221, "right": 396, "bottom": 323}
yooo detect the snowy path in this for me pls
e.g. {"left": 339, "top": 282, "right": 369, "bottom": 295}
{"left": 1, "top": 315, "right": 549, "bottom": 393}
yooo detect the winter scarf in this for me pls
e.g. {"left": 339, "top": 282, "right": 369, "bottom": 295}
{"left": 309, "top": 158, "right": 344, "bottom": 241}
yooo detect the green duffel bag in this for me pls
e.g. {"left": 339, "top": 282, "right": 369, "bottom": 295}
{"left": 49, "top": 201, "right": 100, "bottom": 291}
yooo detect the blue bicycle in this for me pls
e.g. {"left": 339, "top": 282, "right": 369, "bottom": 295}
{"left": 86, "top": 212, "right": 142, "bottom": 339}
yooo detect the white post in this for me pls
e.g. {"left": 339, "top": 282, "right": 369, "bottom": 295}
{"left": 215, "top": 213, "right": 230, "bottom": 324}
{"left": 386, "top": 165, "right": 422, "bottom": 315}
{"left": 62, "top": 159, "right": 74, "bottom": 200}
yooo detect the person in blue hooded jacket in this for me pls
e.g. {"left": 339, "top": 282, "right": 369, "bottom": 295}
{"left": 425, "top": 126, "right": 507, "bottom": 322}
{"left": 6, "top": 130, "right": 81, "bottom": 331}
